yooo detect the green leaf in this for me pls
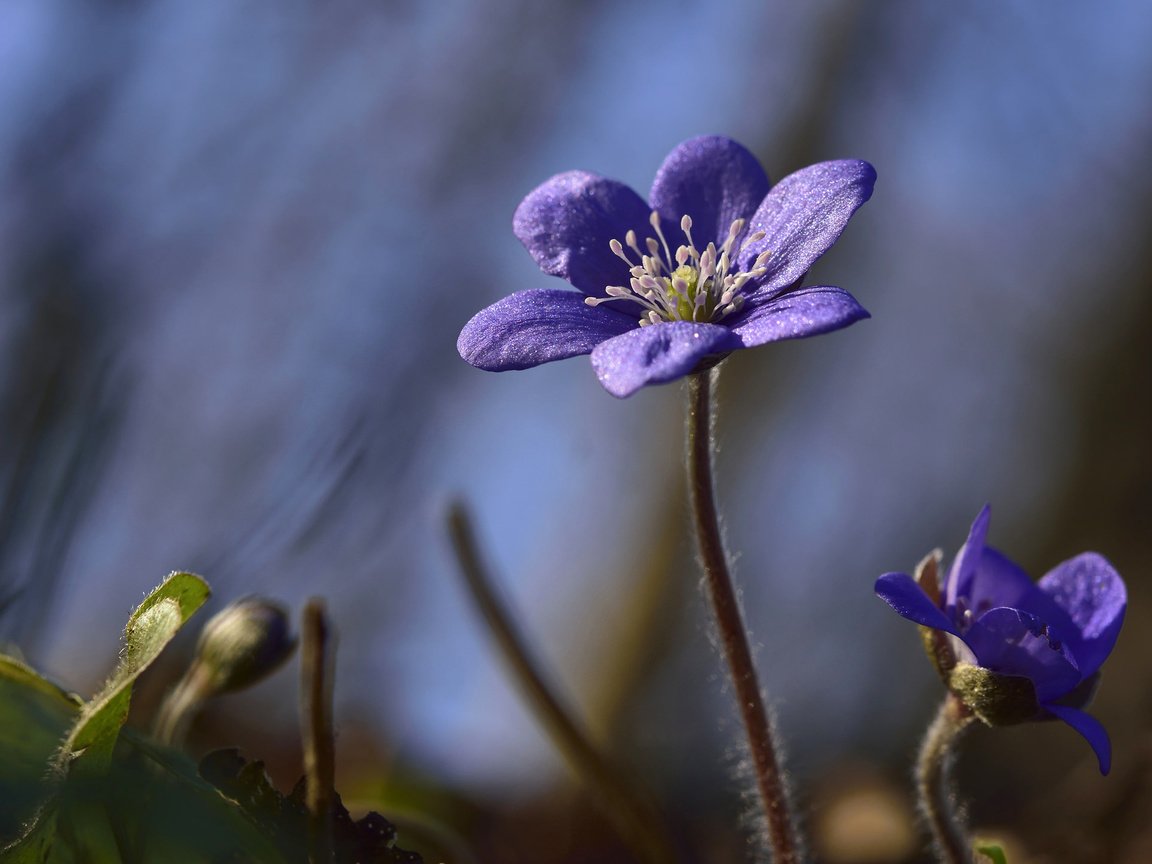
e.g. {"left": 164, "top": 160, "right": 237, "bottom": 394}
{"left": 101, "top": 733, "right": 288, "bottom": 863}
{"left": 199, "top": 749, "right": 425, "bottom": 863}
{"left": 122, "top": 572, "right": 211, "bottom": 677}
{"left": 0, "top": 656, "right": 80, "bottom": 840}
{"left": 57, "top": 572, "right": 210, "bottom": 771}
{"left": 3, "top": 574, "right": 210, "bottom": 859}
{"left": 3, "top": 733, "right": 288, "bottom": 864}
{"left": 0, "top": 807, "right": 58, "bottom": 864}
{"left": 976, "top": 841, "right": 1009, "bottom": 864}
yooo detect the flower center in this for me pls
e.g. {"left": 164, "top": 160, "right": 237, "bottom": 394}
{"left": 585, "top": 211, "right": 772, "bottom": 327}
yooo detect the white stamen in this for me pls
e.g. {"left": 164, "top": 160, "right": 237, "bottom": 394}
{"left": 700, "top": 246, "right": 715, "bottom": 279}
{"left": 609, "top": 238, "right": 631, "bottom": 265}
{"left": 593, "top": 214, "right": 771, "bottom": 325}
{"left": 649, "top": 211, "right": 674, "bottom": 268}
{"left": 680, "top": 217, "right": 699, "bottom": 262}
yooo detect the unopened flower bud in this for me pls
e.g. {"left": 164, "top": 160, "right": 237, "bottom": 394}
{"left": 194, "top": 596, "right": 296, "bottom": 693}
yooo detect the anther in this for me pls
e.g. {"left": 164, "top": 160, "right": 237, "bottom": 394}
{"left": 596, "top": 211, "right": 773, "bottom": 325}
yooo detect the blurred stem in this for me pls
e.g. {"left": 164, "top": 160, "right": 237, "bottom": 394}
{"left": 448, "top": 501, "right": 678, "bottom": 864}
{"left": 916, "top": 694, "right": 975, "bottom": 864}
{"left": 685, "top": 369, "right": 802, "bottom": 864}
{"left": 301, "top": 598, "right": 336, "bottom": 864}
{"left": 153, "top": 662, "right": 211, "bottom": 747}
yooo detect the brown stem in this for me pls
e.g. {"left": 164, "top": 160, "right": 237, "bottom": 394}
{"left": 685, "top": 369, "right": 802, "bottom": 864}
{"left": 301, "top": 598, "right": 335, "bottom": 864}
{"left": 448, "top": 500, "right": 678, "bottom": 864}
{"left": 916, "top": 694, "right": 976, "bottom": 863}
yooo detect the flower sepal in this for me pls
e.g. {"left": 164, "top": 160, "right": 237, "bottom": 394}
{"left": 912, "top": 549, "right": 958, "bottom": 684}
{"left": 948, "top": 662, "right": 1041, "bottom": 727}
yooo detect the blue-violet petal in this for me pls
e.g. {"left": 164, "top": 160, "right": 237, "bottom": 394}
{"left": 648, "top": 135, "right": 770, "bottom": 249}
{"left": 590, "top": 321, "right": 740, "bottom": 398}
{"left": 962, "top": 607, "right": 1082, "bottom": 703}
{"left": 739, "top": 160, "right": 876, "bottom": 298}
{"left": 1038, "top": 552, "right": 1127, "bottom": 680}
{"left": 729, "top": 285, "right": 869, "bottom": 348}
{"left": 513, "top": 170, "right": 652, "bottom": 297}
{"left": 958, "top": 547, "right": 1078, "bottom": 648}
{"left": 458, "top": 289, "right": 636, "bottom": 371}
{"left": 875, "top": 572, "right": 960, "bottom": 635}
{"left": 1045, "top": 703, "right": 1112, "bottom": 775}
{"left": 945, "top": 504, "right": 992, "bottom": 616}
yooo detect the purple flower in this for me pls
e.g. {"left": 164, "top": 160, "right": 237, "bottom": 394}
{"left": 458, "top": 136, "right": 876, "bottom": 397}
{"left": 876, "top": 505, "right": 1127, "bottom": 774}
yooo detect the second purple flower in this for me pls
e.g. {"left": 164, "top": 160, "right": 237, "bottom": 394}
{"left": 458, "top": 136, "right": 876, "bottom": 397}
{"left": 876, "top": 505, "right": 1127, "bottom": 774}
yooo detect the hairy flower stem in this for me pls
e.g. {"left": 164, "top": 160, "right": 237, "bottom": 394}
{"left": 916, "top": 694, "right": 975, "bottom": 864}
{"left": 448, "top": 501, "right": 679, "bottom": 864}
{"left": 685, "top": 369, "right": 801, "bottom": 864}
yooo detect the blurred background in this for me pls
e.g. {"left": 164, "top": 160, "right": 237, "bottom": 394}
{"left": 1, "top": 1, "right": 1151, "bottom": 861}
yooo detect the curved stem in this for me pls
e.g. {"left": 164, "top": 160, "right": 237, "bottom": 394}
{"left": 448, "top": 501, "right": 678, "bottom": 864}
{"left": 153, "top": 662, "right": 212, "bottom": 747}
{"left": 685, "top": 369, "right": 801, "bottom": 864}
{"left": 916, "top": 694, "right": 975, "bottom": 864}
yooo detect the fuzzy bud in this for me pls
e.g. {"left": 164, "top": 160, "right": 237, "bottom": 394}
{"left": 194, "top": 597, "right": 296, "bottom": 693}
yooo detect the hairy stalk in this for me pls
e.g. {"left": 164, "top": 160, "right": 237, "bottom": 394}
{"left": 685, "top": 369, "right": 801, "bottom": 863}
{"left": 448, "top": 501, "right": 678, "bottom": 864}
{"left": 916, "top": 694, "right": 975, "bottom": 863}
{"left": 301, "top": 599, "right": 336, "bottom": 864}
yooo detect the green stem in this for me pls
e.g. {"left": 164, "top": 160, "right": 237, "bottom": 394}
{"left": 685, "top": 369, "right": 802, "bottom": 864}
{"left": 448, "top": 501, "right": 678, "bottom": 864}
{"left": 916, "top": 694, "right": 975, "bottom": 863}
